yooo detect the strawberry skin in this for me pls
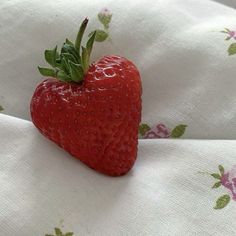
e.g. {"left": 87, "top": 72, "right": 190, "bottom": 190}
{"left": 31, "top": 55, "right": 142, "bottom": 176}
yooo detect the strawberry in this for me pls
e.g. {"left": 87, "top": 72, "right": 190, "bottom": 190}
{"left": 30, "top": 18, "right": 142, "bottom": 176}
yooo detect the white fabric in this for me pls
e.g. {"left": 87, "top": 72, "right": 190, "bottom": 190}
{"left": 1, "top": 0, "right": 236, "bottom": 235}
{"left": 1, "top": 113, "right": 236, "bottom": 236}
{"left": 0, "top": 0, "right": 236, "bottom": 138}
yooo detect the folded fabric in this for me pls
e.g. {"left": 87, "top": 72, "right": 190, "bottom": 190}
{"left": 215, "top": 0, "right": 236, "bottom": 8}
{"left": 1, "top": 0, "right": 236, "bottom": 235}
{"left": 1, "top": 113, "right": 236, "bottom": 235}
{"left": 0, "top": 0, "right": 236, "bottom": 139}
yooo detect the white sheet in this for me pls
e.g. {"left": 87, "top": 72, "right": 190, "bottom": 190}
{"left": 1, "top": 113, "right": 236, "bottom": 235}
{"left": 1, "top": 0, "right": 236, "bottom": 235}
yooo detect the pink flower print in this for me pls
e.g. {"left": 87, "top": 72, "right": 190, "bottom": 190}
{"left": 97, "top": 7, "right": 112, "bottom": 31}
{"left": 221, "top": 28, "right": 236, "bottom": 40}
{"left": 228, "top": 30, "right": 236, "bottom": 40}
{"left": 203, "top": 165, "right": 235, "bottom": 209}
{"left": 143, "top": 123, "right": 171, "bottom": 139}
{"left": 221, "top": 165, "right": 236, "bottom": 201}
{"left": 99, "top": 8, "right": 112, "bottom": 17}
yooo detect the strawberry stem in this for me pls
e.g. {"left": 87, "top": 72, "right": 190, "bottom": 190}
{"left": 38, "top": 18, "right": 96, "bottom": 83}
{"left": 75, "top": 18, "right": 88, "bottom": 55}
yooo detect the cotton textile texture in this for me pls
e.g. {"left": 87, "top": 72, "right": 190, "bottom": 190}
{"left": 1, "top": 0, "right": 236, "bottom": 235}
{"left": 1, "top": 113, "right": 236, "bottom": 236}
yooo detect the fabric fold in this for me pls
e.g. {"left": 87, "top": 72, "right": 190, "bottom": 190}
{"left": 1, "top": 113, "right": 236, "bottom": 235}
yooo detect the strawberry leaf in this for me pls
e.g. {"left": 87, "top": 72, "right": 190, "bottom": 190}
{"left": 57, "top": 70, "right": 71, "bottom": 82}
{"left": 86, "top": 30, "right": 96, "bottom": 58}
{"left": 81, "top": 46, "right": 89, "bottom": 73}
{"left": 38, "top": 67, "right": 56, "bottom": 77}
{"left": 171, "top": 124, "right": 187, "bottom": 138}
{"left": 211, "top": 173, "right": 221, "bottom": 179}
{"left": 61, "top": 58, "right": 70, "bottom": 74}
{"left": 212, "top": 181, "right": 221, "bottom": 189}
{"left": 39, "top": 16, "right": 108, "bottom": 83}
{"left": 65, "top": 38, "right": 74, "bottom": 46}
{"left": 214, "top": 194, "right": 230, "bottom": 209}
{"left": 45, "top": 46, "right": 58, "bottom": 67}
{"left": 61, "top": 44, "right": 80, "bottom": 63}
{"left": 61, "top": 53, "right": 77, "bottom": 64}
{"left": 69, "top": 61, "right": 84, "bottom": 82}
{"left": 75, "top": 18, "right": 88, "bottom": 54}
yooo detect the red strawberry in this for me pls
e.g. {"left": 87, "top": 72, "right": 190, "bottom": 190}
{"left": 30, "top": 18, "right": 142, "bottom": 176}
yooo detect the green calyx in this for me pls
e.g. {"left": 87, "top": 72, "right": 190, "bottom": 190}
{"left": 38, "top": 18, "right": 96, "bottom": 83}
